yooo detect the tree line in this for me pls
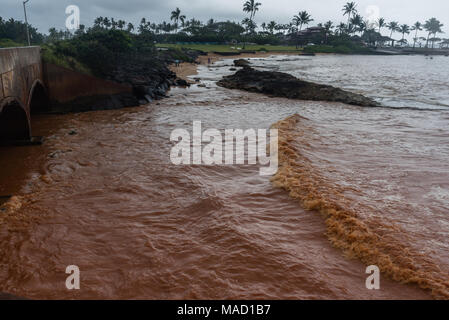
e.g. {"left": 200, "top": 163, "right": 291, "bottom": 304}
{"left": 1, "top": 1, "right": 448, "bottom": 49}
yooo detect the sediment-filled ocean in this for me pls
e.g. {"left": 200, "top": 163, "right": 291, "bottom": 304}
{"left": 0, "top": 55, "right": 448, "bottom": 299}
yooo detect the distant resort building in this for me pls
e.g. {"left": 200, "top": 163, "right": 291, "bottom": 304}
{"left": 295, "top": 26, "right": 326, "bottom": 37}
{"left": 286, "top": 26, "right": 326, "bottom": 45}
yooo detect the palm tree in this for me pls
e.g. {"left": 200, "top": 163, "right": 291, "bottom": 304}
{"left": 242, "top": 17, "right": 257, "bottom": 34}
{"left": 424, "top": 18, "right": 444, "bottom": 49}
{"left": 94, "top": 17, "right": 104, "bottom": 28}
{"left": 292, "top": 11, "right": 313, "bottom": 48}
{"left": 287, "top": 22, "right": 296, "bottom": 35}
{"left": 399, "top": 24, "right": 410, "bottom": 44}
{"left": 279, "top": 24, "right": 290, "bottom": 35}
{"left": 411, "top": 22, "right": 422, "bottom": 48}
{"left": 342, "top": 2, "right": 357, "bottom": 31}
{"left": 267, "top": 21, "right": 277, "bottom": 34}
{"left": 180, "top": 15, "right": 187, "bottom": 29}
{"left": 117, "top": 20, "right": 126, "bottom": 30}
{"left": 387, "top": 21, "right": 399, "bottom": 46}
{"left": 184, "top": 18, "right": 203, "bottom": 35}
{"left": 293, "top": 11, "right": 313, "bottom": 32}
{"left": 274, "top": 23, "right": 282, "bottom": 34}
{"left": 323, "top": 21, "right": 334, "bottom": 43}
{"left": 336, "top": 22, "right": 347, "bottom": 36}
{"left": 242, "top": 0, "right": 262, "bottom": 47}
{"left": 163, "top": 21, "right": 169, "bottom": 34}
{"left": 103, "top": 17, "right": 111, "bottom": 29}
{"left": 324, "top": 21, "right": 334, "bottom": 33}
{"left": 350, "top": 14, "right": 363, "bottom": 35}
{"left": 261, "top": 22, "right": 267, "bottom": 32}
{"left": 243, "top": 0, "right": 262, "bottom": 22}
{"left": 138, "top": 18, "right": 147, "bottom": 33}
{"left": 170, "top": 7, "right": 186, "bottom": 33}
{"left": 359, "top": 19, "right": 369, "bottom": 35}
{"left": 377, "top": 17, "right": 386, "bottom": 34}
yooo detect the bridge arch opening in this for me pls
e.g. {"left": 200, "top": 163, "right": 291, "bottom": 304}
{"left": 0, "top": 101, "right": 31, "bottom": 142}
{"left": 29, "top": 81, "right": 50, "bottom": 114}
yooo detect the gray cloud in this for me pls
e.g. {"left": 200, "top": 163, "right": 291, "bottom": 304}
{"left": 2, "top": 0, "right": 448, "bottom": 41}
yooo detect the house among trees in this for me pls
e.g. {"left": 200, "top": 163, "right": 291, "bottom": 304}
{"left": 287, "top": 26, "right": 326, "bottom": 45}
{"left": 295, "top": 26, "right": 326, "bottom": 37}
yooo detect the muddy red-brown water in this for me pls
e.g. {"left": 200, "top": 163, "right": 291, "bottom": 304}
{"left": 0, "top": 55, "right": 448, "bottom": 299}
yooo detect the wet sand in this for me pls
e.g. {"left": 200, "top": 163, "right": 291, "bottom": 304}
{"left": 170, "top": 51, "right": 298, "bottom": 81}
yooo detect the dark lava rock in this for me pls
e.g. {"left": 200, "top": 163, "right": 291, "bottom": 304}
{"left": 174, "top": 78, "right": 190, "bottom": 87}
{"left": 105, "top": 55, "right": 176, "bottom": 101}
{"left": 234, "top": 59, "right": 251, "bottom": 67}
{"left": 217, "top": 67, "right": 380, "bottom": 107}
{"left": 214, "top": 51, "right": 241, "bottom": 56}
{"left": 102, "top": 48, "right": 202, "bottom": 101}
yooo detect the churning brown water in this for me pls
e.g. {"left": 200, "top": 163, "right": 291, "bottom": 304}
{"left": 0, "top": 55, "right": 448, "bottom": 299}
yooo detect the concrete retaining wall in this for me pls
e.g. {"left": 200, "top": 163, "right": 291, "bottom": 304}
{"left": 43, "top": 63, "right": 132, "bottom": 104}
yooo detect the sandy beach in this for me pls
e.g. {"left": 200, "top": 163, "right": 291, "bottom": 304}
{"left": 170, "top": 51, "right": 298, "bottom": 81}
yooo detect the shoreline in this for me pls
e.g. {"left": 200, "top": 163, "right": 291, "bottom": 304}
{"left": 170, "top": 51, "right": 299, "bottom": 82}
{"left": 171, "top": 50, "right": 449, "bottom": 81}
{"left": 0, "top": 53, "right": 446, "bottom": 300}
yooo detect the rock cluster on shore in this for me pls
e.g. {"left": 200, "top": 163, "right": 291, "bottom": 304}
{"left": 233, "top": 59, "right": 251, "bottom": 67}
{"left": 217, "top": 66, "right": 381, "bottom": 107}
{"left": 105, "top": 49, "right": 201, "bottom": 104}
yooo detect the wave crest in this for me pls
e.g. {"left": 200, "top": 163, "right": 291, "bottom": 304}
{"left": 271, "top": 114, "right": 449, "bottom": 299}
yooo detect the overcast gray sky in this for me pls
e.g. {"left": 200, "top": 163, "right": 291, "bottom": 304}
{"left": 2, "top": 0, "right": 448, "bottom": 41}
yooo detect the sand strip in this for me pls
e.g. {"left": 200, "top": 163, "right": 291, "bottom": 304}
{"left": 170, "top": 51, "right": 299, "bottom": 82}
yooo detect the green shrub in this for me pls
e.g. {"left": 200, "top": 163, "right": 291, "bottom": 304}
{"left": 303, "top": 43, "right": 372, "bottom": 54}
{"left": 41, "top": 44, "right": 92, "bottom": 75}
{"left": 303, "top": 45, "right": 334, "bottom": 53}
{"left": 0, "top": 38, "right": 23, "bottom": 48}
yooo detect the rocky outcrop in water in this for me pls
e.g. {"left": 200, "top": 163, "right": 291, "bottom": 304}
{"left": 233, "top": 59, "right": 251, "bottom": 67}
{"left": 217, "top": 67, "right": 381, "bottom": 107}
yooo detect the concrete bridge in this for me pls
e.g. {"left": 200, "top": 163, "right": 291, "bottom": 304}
{"left": 0, "top": 46, "right": 133, "bottom": 144}
{"left": 0, "top": 46, "right": 48, "bottom": 142}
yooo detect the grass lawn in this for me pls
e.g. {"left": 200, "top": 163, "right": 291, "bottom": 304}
{"left": 156, "top": 43, "right": 303, "bottom": 53}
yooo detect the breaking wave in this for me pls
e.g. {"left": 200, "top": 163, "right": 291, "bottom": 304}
{"left": 271, "top": 114, "right": 449, "bottom": 299}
